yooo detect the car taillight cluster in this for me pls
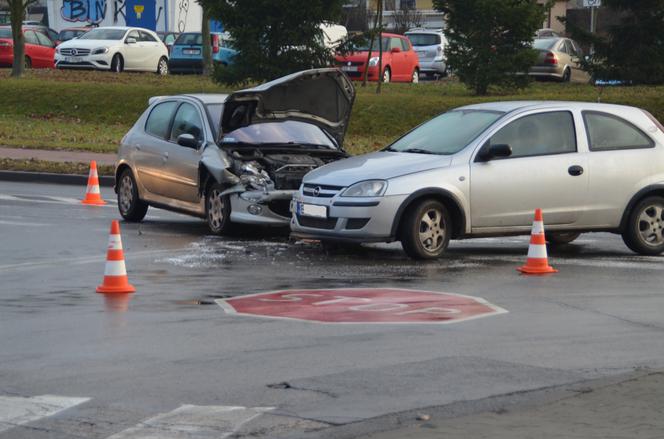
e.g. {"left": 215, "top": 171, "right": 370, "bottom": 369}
{"left": 544, "top": 51, "right": 558, "bottom": 65}
{"left": 0, "top": 41, "right": 13, "bottom": 47}
{"left": 212, "top": 34, "right": 219, "bottom": 54}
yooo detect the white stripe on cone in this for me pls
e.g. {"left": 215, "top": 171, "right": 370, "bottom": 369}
{"left": 86, "top": 184, "right": 100, "bottom": 194}
{"left": 531, "top": 221, "right": 544, "bottom": 235}
{"left": 107, "top": 235, "right": 123, "bottom": 250}
{"left": 89, "top": 169, "right": 98, "bottom": 178}
{"left": 104, "top": 260, "right": 128, "bottom": 276}
{"left": 527, "top": 244, "right": 548, "bottom": 259}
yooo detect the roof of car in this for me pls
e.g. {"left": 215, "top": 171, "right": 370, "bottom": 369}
{"left": 457, "top": 100, "right": 640, "bottom": 113}
{"left": 182, "top": 94, "right": 229, "bottom": 104}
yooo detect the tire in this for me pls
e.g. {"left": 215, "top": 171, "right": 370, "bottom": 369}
{"left": 117, "top": 169, "right": 148, "bottom": 222}
{"left": 24, "top": 56, "right": 31, "bottom": 69}
{"left": 546, "top": 232, "right": 581, "bottom": 245}
{"left": 399, "top": 199, "right": 451, "bottom": 259}
{"left": 561, "top": 67, "right": 571, "bottom": 82}
{"left": 111, "top": 54, "right": 123, "bottom": 73}
{"left": 205, "top": 182, "right": 232, "bottom": 235}
{"left": 382, "top": 67, "right": 391, "bottom": 83}
{"left": 622, "top": 196, "right": 664, "bottom": 255}
{"left": 156, "top": 57, "right": 168, "bottom": 75}
{"left": 411, "top": 68, "right": 419, "bottom": 84}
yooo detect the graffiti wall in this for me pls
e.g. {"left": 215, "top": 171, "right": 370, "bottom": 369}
{"left": 46, "top": 0, "right": 202, "bottom": 33}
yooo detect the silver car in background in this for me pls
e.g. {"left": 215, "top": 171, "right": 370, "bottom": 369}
{"left": 405, "top": 28, "right": 448, "bottom": 78}
{"left": 291, "top": 101, "right": 664, "bottom": 259}
{"left": 114, "top": 68, "right": 354, "bottom": 234}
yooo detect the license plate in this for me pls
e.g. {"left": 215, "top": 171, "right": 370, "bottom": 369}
{"left": 297, "top": 202, "right": 327, "bottom": 218}
{"left": 183, "top": 49, "right": 200, "bottom": 55}
{"left": 341, "top": 66, "right": 358, "bottom": 72}
{"left": 64, "top": 56, "right": 82, "bottom": 63}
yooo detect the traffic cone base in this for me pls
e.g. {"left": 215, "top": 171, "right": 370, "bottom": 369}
{"left": 97, "top": 220, "right": 135, "bottom": 294}
{"left": 82, "top": 160, "right": 106, "bottom": 205}
{"left": 518, "top": 208, "right": 557, "bottom": 275}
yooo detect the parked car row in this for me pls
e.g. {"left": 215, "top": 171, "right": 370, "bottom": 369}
{"left": 114, "top": 68, "right": 664, "bottom": 259}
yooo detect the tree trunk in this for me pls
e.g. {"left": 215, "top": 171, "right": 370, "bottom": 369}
{"left": 376, "top": 0, "right": 383, "bottom": 94}
{"left": 362, "top": 3, "right": 381, "bottom": 87}
{"left": 201, "top": 6, "right": 213, "bottom": 76}
{"left": 9, "top": 0, "right": 26, "bottom": 78}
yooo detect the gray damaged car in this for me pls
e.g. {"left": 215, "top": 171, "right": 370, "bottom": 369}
{"left": 114, "top": 68, "right": 354, "bottom": 233}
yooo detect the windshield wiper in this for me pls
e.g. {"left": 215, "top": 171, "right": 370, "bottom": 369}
{"left": 399, "top": 148, "right": 440, "bottom": 155}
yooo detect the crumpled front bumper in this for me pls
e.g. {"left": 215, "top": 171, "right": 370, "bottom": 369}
{"left": 227, "top": 189, "right": 295, "bottom": 226}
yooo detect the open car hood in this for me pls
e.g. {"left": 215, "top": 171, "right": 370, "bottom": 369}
{"left": 220, "top": 68, "right": 355, "bottom": 147}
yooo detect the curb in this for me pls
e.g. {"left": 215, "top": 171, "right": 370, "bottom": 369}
{"left": 0, "top": 171, "right": 114, "bottom": 187}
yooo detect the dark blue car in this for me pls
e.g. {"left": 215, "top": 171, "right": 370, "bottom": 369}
{"left": 168, "top": 32, "right": 236, "bottom": 74}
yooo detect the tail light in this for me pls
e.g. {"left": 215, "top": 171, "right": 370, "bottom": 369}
{"left": 642, "top": 110, "right": 664, "bottom": 134}
{"left": 212, "top": 34, "right": 219, "bottom": 54}
{"left": 0, "top": 41, "right": 12, "bottom": 47}
{"left": 544, "top": 51, "right": 558, "bottom": 65}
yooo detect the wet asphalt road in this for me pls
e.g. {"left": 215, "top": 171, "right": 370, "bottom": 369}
{"left": 1, "top": 181, "right": 664, "bottom": 438}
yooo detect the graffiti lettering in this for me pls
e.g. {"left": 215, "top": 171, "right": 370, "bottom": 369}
{"left": 61, "top": 0, "right": 107, "bottom": 24}
{"left": 176, "top": 0, "right": 188, "bottom": 32}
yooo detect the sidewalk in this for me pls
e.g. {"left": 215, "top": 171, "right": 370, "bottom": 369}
{"left": 365, "top": 370, "right": 664, "bottom": 439}
{"left": 0, "top": 146, "right": 116, "bottom": 166}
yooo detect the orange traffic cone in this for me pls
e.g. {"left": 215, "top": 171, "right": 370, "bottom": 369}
{"left": 97, "top": 220, "right": 135, "bottom": 294}
{"left": 517, "top": 208, "right": 558, "bottom": 275}
{"left": 81, "top": 160, "right": 106, "bottom": 205}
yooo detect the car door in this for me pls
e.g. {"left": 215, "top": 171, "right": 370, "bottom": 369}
{"left": 23, "top": 31, "right": 42, "bottom": 67}
{"left": 581, "top": 110, "right": 658, "bottom": 228}
{"left": 134, "top": 100, "right": 179, "bottom": 194}
{"left": 389, "top": 37, "right": 406, "bottom": 80}
{"left": 139, "top": 30, "right": 161, "bottom": 71}
{"left": 155, "top": 102, "right": 204, "bottom": 203}
{"left": 34, "top": 31, "right": 55, "bottom": 68}
{"left": 400, "top": 37, "right": 417, "bottom": 79}
{"left": 123, "top": 30, "right": 142, "bottom": 70}
{"left": 470, "top": 110, "right": 588, "bottom": 229}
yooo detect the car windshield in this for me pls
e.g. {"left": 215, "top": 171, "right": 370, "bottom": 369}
{"left": 386, "top": 110, "right": 504, "bottom": 155}
{"left": 175, "top": 33, "right": 202, "bottom": 45}
{"left": 353, "top": 36, "right": 390, "bottom": 51}
{"left": 0, "top": 28, "right": 11, "bottom": 38}
{"left": 78, "top": 28, "right": 126, "bottom": 40}
{"left": 407, "top": 33, "right": 441, "bottom": 46}
{"left": 59, "top": 30, "right": 84, "bottom": 40}
{"left": 221, "top": 121, "right": 336, "bottom": 149}
{"left": 533, "top": 38, "right": 558, "bottom": 50}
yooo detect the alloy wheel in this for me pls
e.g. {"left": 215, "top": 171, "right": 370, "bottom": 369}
{"left": 418, "top": 208, "right": 445, "bottom": 253}
{"left": 119, "top": 174, "right": 134, "bottom": 215}
{"left": 637, "top": 202, "right": 664, "bottom": 247}
{"left": 208, "top": 188, "right": 225, "bottom": 230}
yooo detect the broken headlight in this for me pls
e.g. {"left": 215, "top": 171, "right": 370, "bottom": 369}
{"left": 239, "top": 161, "right": 272, "bottom": 189}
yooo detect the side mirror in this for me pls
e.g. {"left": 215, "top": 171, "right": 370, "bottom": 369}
{"left": 177, "top": 133, "right": 200, "bottom": 149}
{"left": 126, "top": 37, "right": 137, "bottom": 44}
{"left": 390, "top": 46, "right": 401, "bottom": 53}
{"left": 477, "top": 143, "right": 512, "bottom": 161}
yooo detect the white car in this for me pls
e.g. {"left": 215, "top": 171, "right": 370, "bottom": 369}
{"left": 55, "top": 26, "right": 169, "bottom": 74}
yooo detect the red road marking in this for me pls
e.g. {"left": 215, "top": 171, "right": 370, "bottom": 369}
{"left": 216, "top": 288, "right": 507, "bottom": 324}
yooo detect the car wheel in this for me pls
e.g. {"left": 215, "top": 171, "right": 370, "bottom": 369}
{"left": 205, "top": 183, "right": 232, "bottom": 235}
{"left": 156, "top": 57, "right": 168, "bottom": 75}
{"left": 24, "top": 56, "right": 31, "bottom": 69}
{"left": 411, "top": 68, "right": 419, "bottom": 84}
{"left": 400, "top": 199, "right": 451, "bottom": 259}
{"left": 622, "top": 196, "right": 664, "bottom": 255}
{"left": 561, "top": 67, "right": 571, "bottom": 82}
{"left": 382, "top": 67, "right": 391, "bottom": 83}
{"left": 111, "top": 54, "right": 123, "bottom": 73}
{"left": 546, "top": 232, "right": 581, "bottom": 245}
{"left": 117, "top": 169, "right": 148, "bottom": 221}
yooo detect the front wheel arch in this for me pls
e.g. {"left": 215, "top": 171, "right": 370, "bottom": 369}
{"left": 391, "top": 189, "right": 466, "bottom": 240}
{"left": 114, "top": 163, "right": 134, "bottom": 193}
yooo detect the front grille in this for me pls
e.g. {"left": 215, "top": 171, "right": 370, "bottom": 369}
{"left": 345, "top": 218, "right": 370, "bottom": 230}
{"left": 303, "top": 183, "right": 343, "bottom": 198}
{"left": 297, "top": 215, "right": 338, "bottom": 230}
{"left": 59, "top": 48, "right": 91, "bottom": 56}
{"left": 337, "top": 61, "right": 364, "bottom": 67}
{"left": 345, "top": 71, "right": 362, "bottom": 78}
{"left": 267, "top": 200, "right": 291, "bottom": 218}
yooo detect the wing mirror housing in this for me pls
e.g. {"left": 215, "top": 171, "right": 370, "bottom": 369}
{"left": 477, "top": 143, "right": 512, "bottom": 162}
{"left": 126, "top": 37, "right": 137, "bottom": 44}
{"left": 177, "top": 133, "right": 200, "bottom": 149}
{"left": 390, "top": 46, "right": 401, "bottom": 53}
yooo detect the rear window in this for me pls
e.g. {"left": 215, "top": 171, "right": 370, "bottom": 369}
{"left": 533, "top": 38, "right": 558, "bottom": 50}
{"left": 175, "top": 33, "right": 203, "bottom": 46}
{"left": 0, "top": 28, "right": 11, "bottom": 38}
{"left": 583, "top": 111, "right": 654, "bottom": 151}
{"left": 406, "top": 33, "right": 441, "bottom": 47}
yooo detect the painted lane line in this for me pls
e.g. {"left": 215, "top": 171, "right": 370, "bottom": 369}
{"left": 106, "top": 405, "right": 274, "bottom": 439}
{"left": 0, "top": 220, "right": 49, "bottom": 227}
{"left": 0, "top": 194, "right": 114, "bottom": 206}
{"left": 0, "top": 395, "right": 90, "bottom": 434}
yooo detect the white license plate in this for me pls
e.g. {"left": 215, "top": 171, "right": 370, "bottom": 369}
{"left": 297, "top": 202, "right": 327, "bottom": 218}
{"left": 64, "top": 56, "right": 82, "bottom": 63}
{"left": 184, "top": 49, "right": 200, "bottom": 55}
{"left": 341, "top": 66, "right": 358, "bottom": 72}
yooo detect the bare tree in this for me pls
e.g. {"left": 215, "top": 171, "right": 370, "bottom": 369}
{"left": 7, "top": 0, "right": 37, "bottom": 77}
{"left": 392, "top": 4, "right": 423, "bottom": 34}
{"left": 200, "top": 3, "right": 212, "bottom": 76}
{"left": 361, "top": 2, "right": 381, "bottom": 87}
{"left": 376, "top": 0, "right": 383, "bottom": 94}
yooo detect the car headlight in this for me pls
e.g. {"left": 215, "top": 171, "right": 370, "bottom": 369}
{"left": 340, "top": 180, "right": 387, "bottom": 197}
{"left": 240, "top": 174, "right": 269, "bottom": 188}
{"left": 92, "top": 47, "right": 109, "bottom": 55}
{"left": 368, "top": 57, "right": 379, "bottom": 67}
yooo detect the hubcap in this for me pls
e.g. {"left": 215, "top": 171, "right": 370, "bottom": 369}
{"left": 383, "top": 70, "right": 389, "bottom": 82}
{"left": 208, "top": 189, "right": 225, "bottom": 230}
{"left": 119, "top": 175, "right": 133, "bottom": 214}
{"left": 418, "top": 208, "right": 445, "bottom": 253}
{"left": 637, "top": 203, "right": 664, "bottom": 246}
{"left": 412, "top": 71, "right": 418, "bottom": 83}
{"left": 159, "top": 60, "right": 168, "bottom": 75}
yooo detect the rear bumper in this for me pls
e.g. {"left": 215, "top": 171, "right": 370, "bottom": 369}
{"left": 529, "top": 65, "right": 564, "bottom": 79}
{"left": 168, "top": 58, "right": 203, "bottom": 73}
{"left": 418, "top": 59, "right": 446, "bottom": 74}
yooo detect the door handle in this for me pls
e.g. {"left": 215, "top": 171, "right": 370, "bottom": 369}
{"left": 135, "top": 144, "right": 141, "bottom": 150}
{"left": 568, "top": 165, "right": 584, "bottom": 176}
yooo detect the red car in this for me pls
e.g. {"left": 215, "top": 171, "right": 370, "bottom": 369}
{"left": 0, "top": 26, "right": 56, "bottom": 68}
{"left": 335, "top": 32, "right": 420, "bottom": 83}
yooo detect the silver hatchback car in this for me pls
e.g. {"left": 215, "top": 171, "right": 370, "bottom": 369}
{"left": 291, "top": 101, "right": 664, "bottom": 259}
